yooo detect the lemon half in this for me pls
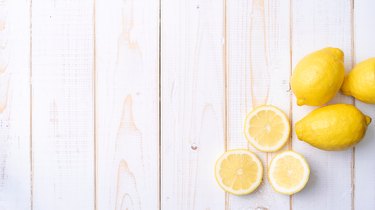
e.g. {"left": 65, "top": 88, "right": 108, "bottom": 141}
{"left": 215, "top": 149, "right": 263, "bottom": 195}
{"left": 244, "top": 105, "right": 290, "bottom": 152}
{"left": 268, "top": 151, "right": 310, "bottom": 195}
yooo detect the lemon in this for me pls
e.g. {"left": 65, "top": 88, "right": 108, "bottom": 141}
{"left": 296, "top": 104, "right": 371, "bottom": 151}
{"left": 291, "top": 47, "right": 345, "bottom": 106}
{"left": 341, "top": 58, "right": 375, "bottom": 104}
{"left": 215, "top": 149, "right": 263, "bottom": 195}
{"left": 244, "top": 105, "right": 290, "bottom": 152}
{"left": 268, "top": 151, "right": 310, "bottom": 195}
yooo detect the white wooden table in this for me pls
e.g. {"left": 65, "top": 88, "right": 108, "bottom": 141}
{"left": 0, "top": 0, "right": 374, "bottom": 209}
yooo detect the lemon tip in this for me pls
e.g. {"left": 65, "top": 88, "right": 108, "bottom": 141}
{"left": 295, "top": 121, "right": 303, "bottom": 139}
{"left": 297, "top": 98, "right": 305, "bottom": 106}
{"left": 365, "top": 116, "right": 372, "bottom": 126}
{"left": 341, "top": 78, "right": 351, "bottom": 96}
{"left": 325, "top": 47, "right": 344, "bottom": 60}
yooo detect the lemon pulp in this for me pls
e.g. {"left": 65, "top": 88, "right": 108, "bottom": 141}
{"left": 215, "top": 150, "right": 263, "bottom": 195}
{"left": 244, "top": 105, "right": 290, "bottom": 152}
{"left": 268, "top": 151, "right": 310, "bottom": 195}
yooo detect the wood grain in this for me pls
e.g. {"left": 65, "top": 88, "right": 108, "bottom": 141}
{"left": 0, "top": 0, "right": 374, "bottom": 209}
{"left": 0, "top": 0, "right": 31, "bottom": 209}
{"left": 95, "top": 0, "right": 160, "bottom": 209}
{"left": 291, "top": 0, "right": 353, "bottom": 210}
{"left": 31, "top": 0, "right": 94, "bottom": 209}
{"left": 353, "top": 1, "right": 375, "bottom": 209}
{"left": 226, "top": 0, "right": 291, "bottom": 209}
{"left": 161, "top": 0, "right": 226, "bottom": 209}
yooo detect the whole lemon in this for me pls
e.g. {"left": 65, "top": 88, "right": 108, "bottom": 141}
{"left": 341, "top": 58, "right": 375, "bottom": 104}
{"left": 295, "top": 104, "right": 371, "bottom": 151}
{"left": 291, "top": 47, "right": 345, "bottom": 106}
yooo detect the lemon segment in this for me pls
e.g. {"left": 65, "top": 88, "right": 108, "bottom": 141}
{"left": 244, "top": 105, "right": 290, "bottom": 152}
{"left": 268, "top": 151, "right": 310, "bottom": 195}
{"left": 215, "top": 149, "right": 263, "bottom": 195}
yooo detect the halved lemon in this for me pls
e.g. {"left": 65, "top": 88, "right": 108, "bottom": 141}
{"left": 214, "top": 149, "right": 263, "bottom": 195}
{"left": 244, "top": 105, "right": 290, "bottom": 152}
{"left": 268, "top": 151, "right": 310, "bottom": 195}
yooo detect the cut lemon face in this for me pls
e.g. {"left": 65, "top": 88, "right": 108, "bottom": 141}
{"left": 244, "top": 105, "right": 290, "bottom": 152}
{"left": 215, "top": 149, "right": 263, "bottom": 195}
{"left": 268, "top": 151, "right": 310, "bottom": 195}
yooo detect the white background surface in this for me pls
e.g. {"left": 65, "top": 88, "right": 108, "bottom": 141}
{"left": 0, "top": 0, "right": 374, "bottom": 209}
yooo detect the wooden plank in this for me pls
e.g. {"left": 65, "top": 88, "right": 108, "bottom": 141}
{"left": 353, "top": 1, "right": 375, "bottom": 209}
{"left": 31, "top": 0, "right": 94, "bottom": 209}
{"left": 160, "top": 0, "right": 226, "bottom": 209}
{"left": 226, "top": 0, "right": 291, "bottom": 209}
{"left": 95, "top": 0, "right": 160, "bottom": 209}
{"left": 0, "top": 0, "right": 31, "bottom": 209}
{"left": 291, "top": 0, "right": 353, "bottom": 209}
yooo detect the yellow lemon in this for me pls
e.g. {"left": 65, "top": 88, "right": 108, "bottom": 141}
{"left": 295, "top": 104, "right": 371, "bottom": 151}
{"left": 291, "top": 47, "right": 345, "bottom": 106}
{"left": 341, "top": 58, "right": 375, "bottom": 104}
{"left": 268, "top": 151, "right": 310, "bottom": 195}
{"left": 215, "top": 149, "right": 263, "bottom": 195}
{"left": 244, "top": 105, "right": 290, "bottom": 152}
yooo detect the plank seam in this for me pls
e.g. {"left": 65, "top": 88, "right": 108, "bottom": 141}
{"left": 350, "top": 0, "right": 355, "bottom": 209}
{"left": 223, "top": 0, "right": 229, "bottom": 209}
{"left": 93, "top": 0, "right": 97, "bottom": 209}
{"left": 289, "top": 0, "right": 293, "bottom": 209}
{"left": 158, "top": 0, "right": 162, "bottom": 209}
{"left": 29, "top": 0, "right": 33, "bottom": 209}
